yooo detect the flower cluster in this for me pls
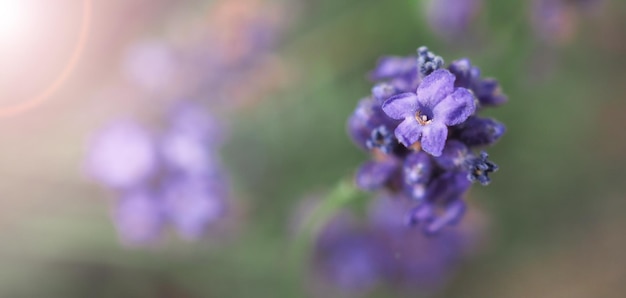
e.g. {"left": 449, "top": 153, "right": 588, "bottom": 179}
{"left": 312, "top": 195, "right": 483, "bottom": 293}
{"left": 348, "top": 46, "right": 506, "bottom": 234}
{"left": 86, "top": 103, "right": 231, "bottom": 245}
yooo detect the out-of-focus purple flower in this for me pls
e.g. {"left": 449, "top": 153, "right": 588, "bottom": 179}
{"left": 355, "top": 158, "right": 401, "bottom": 191}
{"left": 369, "top": 196, "right": 470, "bottom": 289}
{"left": 167, "top": 102, "right": 226, "bottom": 144}
{"left": 434, "top": 140, "right": 471, "bottom": 171}
{"left": 402, "top": 152, "right": 434, "bottom": 201}
{"left": 86, "top": 120, "right": 158, "bottom": 189}
{"left": 160, "top": 104, "right": 224, "bottom": 175}
{"left": 162, "top": 175, "right": 227, "bottom": 240}
{"left": 530, "top": 0, "right": 577, "bottom": 44}
{"left": 466, "top": 152, "right": 499, "bottom": 185}
{"left": 312, "top": 195, "right": 484, "bottom": 293}
{"left": 313, "top": 214, "right": 387, "bottom": 292}
{"left": 409, "top": 172, "right": 471, "bottom": 234}
{"left": 448, "top": 58, "right": 508, "bottom": 107}
{"left": 88, "top": 101, "right": 233, "bottom": 245}
{"left": 424, "top": 0, "right": 482, "bottom": 39}
{"left": 452, "top": 116, "right": 506, "bottom": 147}
{"left": 382, "top": 69, "right": 476, "bottom": 156}
{"left": 114, "top": 191, "right": 164, "bottom": 245}
{"left": 371, "top": 83, "right": 398, "bottom": 105}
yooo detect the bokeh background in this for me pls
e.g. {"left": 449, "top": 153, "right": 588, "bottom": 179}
{"left": 1, "top": 0, "right": 625, "bottom": 297}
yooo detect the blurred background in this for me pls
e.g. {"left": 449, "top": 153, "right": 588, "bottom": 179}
{"left": 0, "top": 0, "right": 625, "bottom": 297}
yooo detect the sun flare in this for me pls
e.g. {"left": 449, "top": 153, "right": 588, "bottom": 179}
{"left": 0, "top": 0, "right": 30, "bottom": 43}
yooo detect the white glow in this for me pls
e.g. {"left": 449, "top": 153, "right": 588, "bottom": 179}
{"left": 0, "top": 0, "right": 30, "bottom": 42}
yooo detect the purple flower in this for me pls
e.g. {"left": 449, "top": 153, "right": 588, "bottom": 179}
{"left": 448, "top": 58, "right": 508, "bottom": 107}
{"left": 369, "top": 196, "right": 469, "bottom": 289}
{"left": 408, "top": 172, "right": 471, "bottom": 234}
{"left": 86, "top": 120, "right": 158, "bottom": 189}
{"left": 314, "top": 214, "right": 386, "bottom": 292}
{"left": 365, "top": 125, "right": 396, "bottom": 154}
{"left": 466, "top": 152, "right": 499, "bottom": 185}
{"left": 382, "top": 69, "right": 476, "bottom": 156}
{"left": 530, "top": 0, "right": 576, "bottom": 44}
{"left": 452, "top": 116, "right": 506, "bottom": 147}
{"left": 114, "top": 191, "right": 164, "bottom": 245}
{"left": 347, "top": 98, "right": 400, "bottom": 151}
{"left": 417, "top": 46, "right": 444, "bottom": 77}
{"left": 162, "top": 175, "right": 227, "bottom": 240}
{"left": 355, "top": 158, "right": 401, "bottom": 191}
{"left": 402, "top": 152, "right": 434, "bottom": 201}
{"left": 424, "top": 0, "right": 482, "bottom": 39}
{"left": 434, "top": 140, "right": 471, "bottom": 170}
{"left": 371, "top": 83, "right": 398, "bottom": 105}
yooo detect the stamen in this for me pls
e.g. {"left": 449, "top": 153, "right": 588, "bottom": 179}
{"left": 415, "top": 111, "right": 432, "bottom": 125}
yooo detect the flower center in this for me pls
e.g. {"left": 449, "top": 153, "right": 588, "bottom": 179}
{"left": 415, "top": 111, "right": 432, "bottom": 125}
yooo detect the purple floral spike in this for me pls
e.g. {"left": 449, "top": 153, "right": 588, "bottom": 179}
{"left": 114, "top": 191, "right": 164, "bottom": 245}
{"left": 382, "top": 69, "right": 476, "bottom": 156}
{"left": 86, "top": 120, "right": 157, "bottom": 189}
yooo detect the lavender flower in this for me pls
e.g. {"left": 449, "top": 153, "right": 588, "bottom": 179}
{"left": 466, "top": 152, "right": 499, "bottom": 185}
{"left": 417, "top": 46, "right": 444, "bottom": 77}
{"left": 424, "top": 0, "right": 482, "bottom": 39}
{"left": 355, "top": 158, "right": 400, "bottom": 191}
{"left": 86, "top": 121, "right": 157, "bottom": 189}
{"left": 162, "top": 175, "right": 227, "bottom": 240}
{"left": 452, "top": 116, "right": 506, "bottom": 147}
{"left": 87, "top": 102, "right": 232, "bottom": 245}
{"left": 365, "top": 125, "right": 396, "bottom": 154}
{"left": 382, "top": 69, "right": 476, "bottom": 156}
{"left": 312, "top": 195, "right": 483, "bottom": 292}
{"left": 530, "top": 0, "right": 577, "bottom": 44}
{"left": 346, "top": 46, "right": 507, "bottom": 234}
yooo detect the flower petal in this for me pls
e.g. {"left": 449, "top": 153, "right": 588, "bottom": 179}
{"left": 382, "top": 93, "right": 418, "bottom": 120}
{"left": 394, "top": 118, "right": 422, "bottom": 147}
{"left": 420, "top": 123, "right": 448, "bottom": 156}
{"left": 416, "top": 69, "right": 455, "bottom": 107}
{"left": 433, "top": 88, "right": 476, "bottom": 126}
